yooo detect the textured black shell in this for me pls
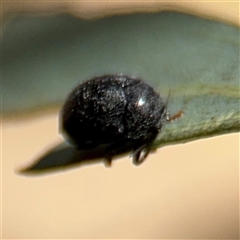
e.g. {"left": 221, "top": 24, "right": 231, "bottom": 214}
{"left": 60, "top": 74, "right": 167, "bottom": 165}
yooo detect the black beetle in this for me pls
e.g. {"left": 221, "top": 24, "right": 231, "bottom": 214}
{"left": 60, "top": 74, "right": 172, "bottom": 166}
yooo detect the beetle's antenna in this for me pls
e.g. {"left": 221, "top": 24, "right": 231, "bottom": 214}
{"left": 165, "top": 89, "right": 184, "bottom": 122}
{"left": 168, "top": 110, "right": 184, "bottom": 122}
{"left": 164, "top": 89, "right": 171, "bottom": 121}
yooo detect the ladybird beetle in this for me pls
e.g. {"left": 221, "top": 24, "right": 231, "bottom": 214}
{"left": 60, "top": 74, "right": 171, "bottom": 166}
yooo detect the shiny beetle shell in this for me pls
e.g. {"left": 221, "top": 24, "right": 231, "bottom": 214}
{"left": 60, "top": 74, "right": 169, "bottom": 165}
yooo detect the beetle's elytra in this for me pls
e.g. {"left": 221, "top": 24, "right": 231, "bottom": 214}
{"left": 60, "top": 74, "right": 170, "bottom": 166}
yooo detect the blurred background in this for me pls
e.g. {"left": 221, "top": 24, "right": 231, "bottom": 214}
{"left": 2, "top": 1, "right": 239, "bottom": 239}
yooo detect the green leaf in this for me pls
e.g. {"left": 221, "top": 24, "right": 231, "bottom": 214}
{"left": 3, "top": 12, "right": 239, "bottom": 173}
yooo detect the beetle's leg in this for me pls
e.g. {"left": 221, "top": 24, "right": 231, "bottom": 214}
{"left": 104, "top": 142, "right": 126, "bottom": 167}
{"left": 167, "top": 110, "right": 184, "bottom": 122}
{"left": 104, "top": 156, "right": 112, "bottom": 167}
{"left": 132, "top": 145, "right": 150, "bottom": 165}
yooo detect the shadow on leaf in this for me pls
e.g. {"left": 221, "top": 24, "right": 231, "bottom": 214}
{"left": 18, "top": 142, "right": 129, "bottom": 175}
